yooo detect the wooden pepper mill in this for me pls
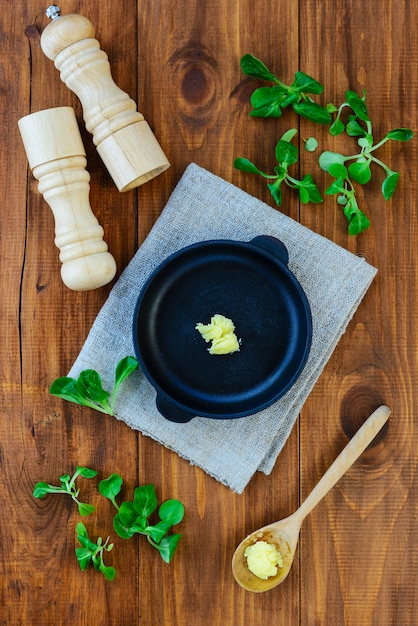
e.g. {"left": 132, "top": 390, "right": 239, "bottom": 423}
{"left": 40, "top": 5, "right": 170, "bottom": 192}
{"left": 18, "top": 107, "right": 117, "bottom": 291}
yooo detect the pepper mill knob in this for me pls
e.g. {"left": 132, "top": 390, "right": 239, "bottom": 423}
{"left": 45, "top": 4, "right": 61, "bottom": 20}
{"left": 18, "top": 107, "right": 117, "bottom": 291}
{"left": 40, "top": 6, "right": 170, "bottom": 192}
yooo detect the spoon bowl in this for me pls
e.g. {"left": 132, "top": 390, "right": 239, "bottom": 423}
{"left": 232, "top": 405, "right": 391, "bottom": 592}
{"left": 232, "top": 519, "right": 297, "bottom": 592}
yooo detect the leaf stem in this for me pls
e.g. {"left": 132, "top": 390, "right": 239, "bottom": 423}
{"left": 108, "top": 495, "right": 120, "bottom": 511}
{"left": 368, "top": 136, "right": 390, "bottom": 152}
{"left": 68, "top": 468, "right": 81, "bottom": 492}
{"left": 146, "top": 535, "right": 161, "bottom": 549}
{"left": 285, "top": 174, "right": 300, "bottom": 187}
{"left": 369, "top": 154, "right": 392, "bottom": 174}
{"left": 44, "top": 486, "right": 68, "bottom": 495}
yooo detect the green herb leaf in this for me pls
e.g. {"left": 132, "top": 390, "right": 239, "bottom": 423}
{"left": 135, "top": 515, "right": 149, "bottom": 530}
{"left": 275, "top": 139, "right": 298, "bottom": 167}
{"left": 77, "top": 370, "right": 110, "bottom": 404}
{"left": 303, "top": 137, "right": 318, "bottom": 152}
{"left": 348, "top": 210, "right": 371, "bottom": 236}
{"left": 113, "top": 357, "right": 138, "bottom": 395}
{"left": 240, "top": 54, "right": 278, "bottom": 82}
{"left": 76, "top": 547, "right": 92, "bottom": 571}
{"left": 298, "top": 186, "right": 310, "bottom": 204}
{"left": 118, "top": 501, "right": 137, "bottom": 528}
{"left": 233, "top": 157, "right": 262, "bottom": 176}
{"left": 346, "top": 120, "right": 367, "bottom": 137}
{"left": 33, "top": 482, "right": 52, "bottom": 498}
{"left": 296, "top": 174, "right": 323, "bottom": 204}
{"left": 33, "top": 468, "right": 96, "bottom": 515}
{"left": 386, "top": 128, "right": 413, "bottom": 141}
{"left": 249, "top": 86, "right": 286, "bottom": 117}
{"left": 267, "top": 179, "right": 283, "bottom": 205}
{"left": 326, "top": 102, "right": 339, "bottom": 113}
{"left": 339, "top": 196, "right": 371, "bottom": 235}
{"left": 291, "top": 71, "right": 324, "bottom": 94}
{"left": 107, "top": 478, "right": 185, "bottom": 561}
{"left": 76, "top": 467, "right": 99, "bottom": 479}
{"left": 153, "top": 534, "right": 182, "bottom": 563}
{"left": 236, "top": 129, "right": 322, "bottom": 208}
{"left": 49, "top": 377, "right": 94, "bottom": 408}
{"left": 348, "top": 160, "right": 372, "bottom": 184}
{"left": 319, "top": 151, "right": 346, "bottom": 172}
{"left": 146, "top": 520, "right": 173, "bottom": 543}
{"left": 76, "top": 522, "right": 89, "bottom": 538}
{"left": 328, "top": 163, "right": 349, "bottom": 179}
{"left": 346, "top": 90, "right": 369, "bottom": 121}
{"left": 159, "top": 499, "right": 185, "bottom": 525}
{"left": 133, "top": 484, "right": 158, "bottom": 518}
{"left": 325, "top": 177, "right": 346, "bottom": 195}
{"left": 113, "top": 513, "right": 135, "bottom": 539}
{"left": 358, "top": 135, "right": 373, "bottom": 149}
{"left": 77, "top": 502, "right": 96, "bottom": 517}
{"left": 50, "top": 357, "right": 138, "bottom": 416}
{"left": 99, "top": 473, "right": 123, "bottom": 509}
{"left": 240, "top": 54, "right": 330, "bottom": 122}
{"left": 76, "top": 523, "right": 117, "bottom": 580}
{"left": 280, "top": 128, "right": 298, "bottom": 143}
{"left": 78, "top": 534, "right": 100, "bottom": 553}
{"left": 382, "top": 171, "right": 400, "bottom": 199}
{"left": 292, "top": 101, "right": 332, "bottom": 124}
{"left": 279, "top": 92, "right": 300, "bottom": 108}
{"left": 329, "top": 118, "right": 345, "bottom": 136}
{"left": 99, "top": 563, "right": 117, "bottom": 581}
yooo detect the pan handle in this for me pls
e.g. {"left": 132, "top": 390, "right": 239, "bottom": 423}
{"left": 248, "top": 235, "right": 289, "bottom": 265}
{"left": 156, "top": 393, "right": 195, "bottom": 423}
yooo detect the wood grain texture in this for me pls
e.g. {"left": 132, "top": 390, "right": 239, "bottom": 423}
{"left": 1, "top": 0, "right": 417, "bottom": 624}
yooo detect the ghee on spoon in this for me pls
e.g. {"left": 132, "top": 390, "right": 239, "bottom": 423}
{"left": 232, "top": 405, "right": 391, "bottom": 592}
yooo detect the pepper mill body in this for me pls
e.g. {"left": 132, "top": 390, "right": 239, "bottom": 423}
{"left": 18, "top": 107, "right": 117, "bottom": 291}
{"left": 40, "top": 6, "right": 170, "bottom": 192}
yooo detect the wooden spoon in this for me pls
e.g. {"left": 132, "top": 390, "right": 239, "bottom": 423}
{"left": 232, "top": 404, "right": 391, "bottom": 592}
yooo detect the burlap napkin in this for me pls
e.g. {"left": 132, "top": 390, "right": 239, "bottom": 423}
{"left": 69, "top": 163, "right": 377, "bottom": 493}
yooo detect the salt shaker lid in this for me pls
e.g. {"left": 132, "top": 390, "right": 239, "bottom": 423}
{"left": 18, "top": 107, "right": 86, "bottom": 169}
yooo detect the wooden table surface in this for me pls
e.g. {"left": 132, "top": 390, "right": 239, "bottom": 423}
{"left": 2, "top": 1, "right": 418, "bottom": 624}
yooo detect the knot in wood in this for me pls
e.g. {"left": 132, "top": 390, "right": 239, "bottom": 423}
{"left": 340, "top": 385, "right": 389, "bottom": 458}
{"left": 25, "top": 24, "right": 41, "bottom": 42}
{"left": 168, "top": 44, "right": 217, "bottom": 126}
{"left": 181, "top": 66, "right": 210, "bottom": 104}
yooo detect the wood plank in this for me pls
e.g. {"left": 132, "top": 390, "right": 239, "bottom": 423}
{"left": 0, "top": 4, "right": 33, "bottom": 623}
{"left": 137, "top": 1, "right": 301, "bottom": 624}
{"left": 4, "top": 3, "right": 140, "bottom": 625}
{"left": 299, "top": 0, "right": 418, "bottom": 624}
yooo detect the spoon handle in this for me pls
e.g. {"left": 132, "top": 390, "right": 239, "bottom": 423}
{"left": 294, "top": 405, "right": 391, "bottom": 524}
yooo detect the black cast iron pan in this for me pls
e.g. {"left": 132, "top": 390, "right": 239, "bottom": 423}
{"left": 132, "top": 236, "right": 312, "bottom": 422}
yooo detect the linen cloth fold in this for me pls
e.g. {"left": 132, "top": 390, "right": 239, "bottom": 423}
{"left": 69, "top": 163, "right": 377, "bottom": 493}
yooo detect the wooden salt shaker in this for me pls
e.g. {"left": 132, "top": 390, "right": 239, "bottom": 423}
{"left": 40, "top": 5, "right": 170, "bottom": 192}
{"left": 18, "top": 107, "right": 117, "bottom": 291}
